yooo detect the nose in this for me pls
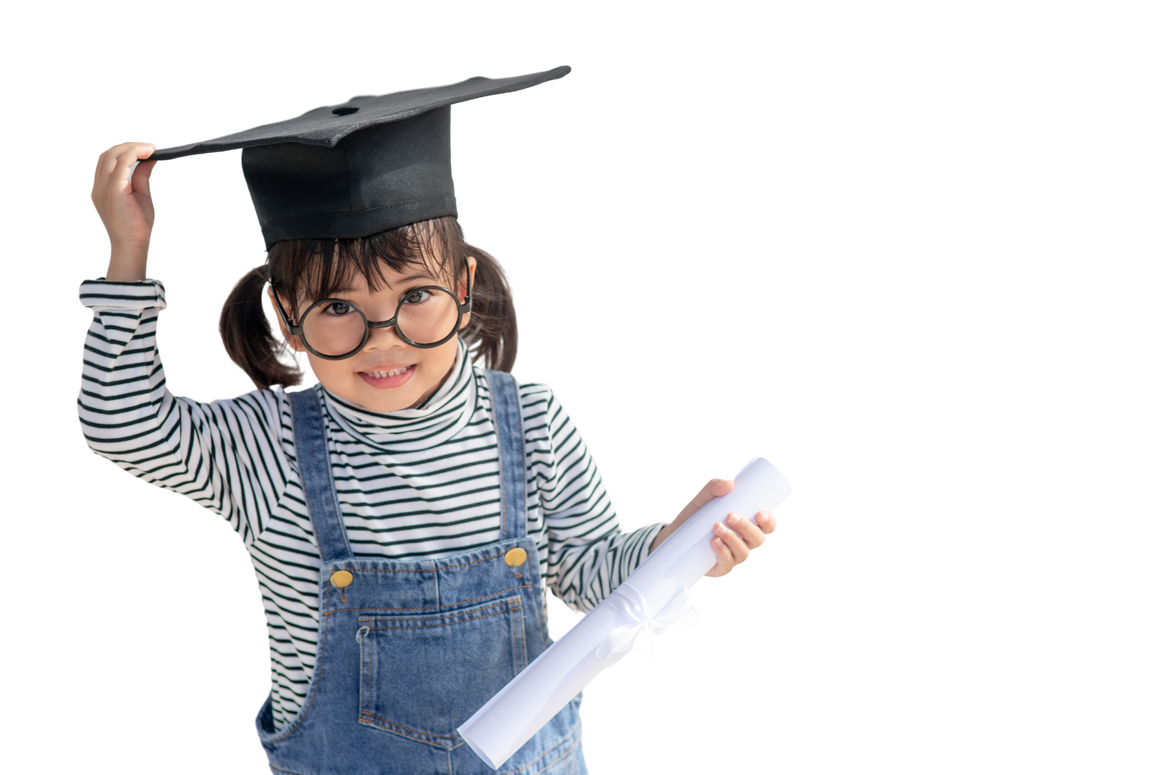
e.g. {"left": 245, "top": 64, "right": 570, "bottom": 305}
{"left": 363, "top": 320, "right": 406, "bottom": 350}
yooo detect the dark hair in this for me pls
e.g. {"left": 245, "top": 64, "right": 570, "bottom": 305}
{"left": 220, "top": 216, "right": 517, "bottom": 389}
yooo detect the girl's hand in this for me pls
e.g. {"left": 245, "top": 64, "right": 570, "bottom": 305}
{"left": 92, "top": 142, "right": 156, "bottom": 281}
{"left": 648, "top": 478, "right": 776, "bottom": 577}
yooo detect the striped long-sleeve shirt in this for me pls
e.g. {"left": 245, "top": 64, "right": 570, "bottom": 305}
{"left": 78, "top": 278, "right": 663, "bottom": 731}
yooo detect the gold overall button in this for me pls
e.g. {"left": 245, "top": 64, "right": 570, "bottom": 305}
{"left": 330, "top": 570, "right": 354, "bottom": 588}
{"left": 504, "top": 548, "right": 528, "bottom": 567}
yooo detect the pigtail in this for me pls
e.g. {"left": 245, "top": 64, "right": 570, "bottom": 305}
{"left": 461, "top": 243, "right": 518, "bottom": 373}
{"left": 220, "top": 265, "right": 303, "bottom": 390}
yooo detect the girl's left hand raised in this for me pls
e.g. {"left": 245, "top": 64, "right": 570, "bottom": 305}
{"left": 647, "top": 478, "right": 776, "bottom": 577}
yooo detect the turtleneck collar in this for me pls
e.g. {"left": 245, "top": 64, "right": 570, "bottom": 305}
{"left": 319, "top": 339, "right": 477, "bottom": 451}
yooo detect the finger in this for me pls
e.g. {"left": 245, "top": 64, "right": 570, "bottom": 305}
{"left": 132, "top": 144, "right": 159, "bottom": 170}
{"left": 117, "top": 142, "right": 155, "bottom": 163}
{"left": 109, "top": 144, "right": 155, "bottom": 184}
{"left": 96, "top": 142, "right": 152, "bottom": 178}
{"left": 130, "top": 155, "right": 158, "bottom": 189}
{"left": 720, "top": 508, "right": 766, "bottom": 550}
{"left": 673, "top": 476, "right": 734, "bottom": 518}
{"left": 757, "top": 511, "right": 776, "bottom": 543}
{"left": 713, "top": 517, "right": 751, "bottom": 565}
{"left": 757, "top": 511, "right": 776, "bottom": 536}
{"left": 94, "top": 143, "right": 154, "bottom": 198}
{"left": 94, "top": 147, "right": 126, "bottom": 196}
{"left": 114, "top": 144, "right": 154, "bottom": 187}
{"left": 706, "top": 533, "right": 735, "bottom": 578}
{"left": 715, "top": 534, "right": 743, "bottom": 576}
{"left": 725, "top": 518, "right": 762, "bottom": 555}
{"left": 743, "top": 515, "right": 771, "bottom": 546}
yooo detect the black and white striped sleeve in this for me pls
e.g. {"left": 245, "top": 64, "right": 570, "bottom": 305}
{"left": 77, "top": 278, "right": 293, "bottom": 544}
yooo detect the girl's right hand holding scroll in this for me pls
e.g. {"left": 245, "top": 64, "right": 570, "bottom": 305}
{"left": 648, "top": 478, "right": 776, "bottom": 577}
{"left": 91, "top": 142, "right": 156, "bottom": 281}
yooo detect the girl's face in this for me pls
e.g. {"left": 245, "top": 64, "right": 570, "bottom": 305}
{"left": 275, "top": 257, "right": 475, "bottom": 413}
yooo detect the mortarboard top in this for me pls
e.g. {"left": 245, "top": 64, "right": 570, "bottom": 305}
{"left": 151, "top": 66, "right": 570, "bottom": 249}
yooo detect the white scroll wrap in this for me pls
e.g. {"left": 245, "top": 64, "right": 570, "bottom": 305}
{"left": 594, "top": 584, "right": 697, "bottom": 666}
{"left": 458, "top": 457, "right": 792, "bottom": 769}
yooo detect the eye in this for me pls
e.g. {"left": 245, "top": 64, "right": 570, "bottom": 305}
{"left": 402, "top": 289, "right": 433, "bottom": 305}
{"left": 322, "top": 301, "right": 355, "bottom": 316}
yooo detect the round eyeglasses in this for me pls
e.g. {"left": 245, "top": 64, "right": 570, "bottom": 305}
{"left": 272, "top": 265, "right": 472, "bottom": 361}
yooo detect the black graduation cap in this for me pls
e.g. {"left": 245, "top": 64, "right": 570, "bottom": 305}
{"left": 152, "top": 66, "right": 570, "bottom": 249}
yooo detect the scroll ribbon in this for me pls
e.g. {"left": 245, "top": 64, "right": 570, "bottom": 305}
{"left": 594, "top": 584, "right": 698, "bottom": 666}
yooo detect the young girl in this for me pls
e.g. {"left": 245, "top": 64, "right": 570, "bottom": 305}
{"left": 81, "top": 70, "right": 774, "bottom": 775}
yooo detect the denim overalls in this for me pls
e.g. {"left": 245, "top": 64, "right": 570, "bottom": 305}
{"left": 257, "top": 371, "right": 587, "bottom": 775}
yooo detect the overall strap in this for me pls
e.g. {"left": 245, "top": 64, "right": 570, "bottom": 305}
{"left": 485, "top": 370, "right": 527, "bottom": 542}
{"left": 289, "top": 388, "right": 353, "bottom": 562}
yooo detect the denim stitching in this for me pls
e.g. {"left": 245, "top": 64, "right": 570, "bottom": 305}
{"left": 487, "top": 370, "right": 509, "bottom": 540}
{"left": 335, "top": 583, "right": 533, "bottom": 616}
{"left": 362, "top": 602, "right": 519, "bottom": 631}
{"left": 359, "top": 712, "right": 462, "bottom": 741}
{"left": 331, "top": 550, "right": 507, "bottom": 573}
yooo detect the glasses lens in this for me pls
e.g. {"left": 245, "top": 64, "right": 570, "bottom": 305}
{"left": 302, "top": 301, "right": 367, "bottom": 357}
{"left": 396, "top": 288, "right": 461, "bottom": 345}
{"left": 298, "top": 288, "right": 461, "bottom": 356}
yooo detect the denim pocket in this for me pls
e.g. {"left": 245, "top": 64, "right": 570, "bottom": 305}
{"left": 357, "top": 596, "right": 528, "bottom": 749}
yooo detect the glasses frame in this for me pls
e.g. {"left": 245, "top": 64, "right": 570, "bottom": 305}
{"left": 271, "top": 256, "right": 473, "bottom": 361}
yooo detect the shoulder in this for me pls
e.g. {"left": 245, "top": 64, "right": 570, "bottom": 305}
{"left": 188, "top": 384, "right": 294, "bottom": 445}
{"left": 472, "top": 368, "right": 580, "bottom": 446}
{"left": 510, "top": 378, "right": 573, "bottom": 454}
{"left": 519, "top": 379, "right": 569, "bottom": 440}
{"left": 200, "top": 381, "right": 290, "bottom": 415}
{"left": 243, "top": 384, "right": 347, "bottom": 501}
{"left": 517, "top": 380, "right": 556, "bottom": 419}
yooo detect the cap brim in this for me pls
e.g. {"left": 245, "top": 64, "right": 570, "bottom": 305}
{"left": 151, "top": 65, "right": 570, "bottom": 161}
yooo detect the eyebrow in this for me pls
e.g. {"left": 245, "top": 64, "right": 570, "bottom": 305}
{"left": 329, "top": 270, "right": 441, "bottom": 295}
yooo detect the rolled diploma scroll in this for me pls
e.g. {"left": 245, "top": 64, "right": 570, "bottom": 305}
{"left": 458, "top": 457, "right": 792, "bottom": 769}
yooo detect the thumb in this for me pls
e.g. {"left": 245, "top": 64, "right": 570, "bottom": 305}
{"left": 673, "top": 478, "right": 734, "bottom": 524}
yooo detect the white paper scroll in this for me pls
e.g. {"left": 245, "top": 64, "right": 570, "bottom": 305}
{"left": 458, "top": 457, "right": 792, "bottom": 769}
